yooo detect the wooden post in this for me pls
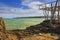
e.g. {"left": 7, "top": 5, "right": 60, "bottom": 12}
{"left": 45, "top": 4, "right": 47, "bottom": 20}
{"left": 45, "top": 3, "right": 49, "bottom": 20}
{"left": 43, "top": 5, "right": 46, "bottom": 20}
{"left": 47, "top": 10, "right": 49, "bottom": 20}
{"left": 50, "top": 2, "right": 53, "bottom": 22}
{"left": 58, "top": 0, "right": 60, "bottom": 23}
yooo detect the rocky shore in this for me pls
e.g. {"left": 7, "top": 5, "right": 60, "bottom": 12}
{"left": 0, "top": 17, "right": 59, "bottom": 40}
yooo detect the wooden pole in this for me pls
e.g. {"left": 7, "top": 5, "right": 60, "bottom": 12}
{"left": 50, "top": 2, "right": 53, "bottom": 22}
{"left": 45, "top": 4, "right": 47, "bottom": 20}
{"left": 58, "top": 0, "right": 60, "bottom": 23}
{"left": 47, "top": 10, "right": 49, "bottom": 20}
{"left": 43, "top": 5, "right": 46, "bottom": 20}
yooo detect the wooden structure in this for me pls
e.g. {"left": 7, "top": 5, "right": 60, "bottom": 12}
{"left": 39, "top": 0, "right": 60, "bottom": 23}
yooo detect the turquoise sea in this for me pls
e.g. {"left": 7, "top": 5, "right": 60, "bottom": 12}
{"left": 4, "top": 18, "right": 45, "bottom": 30}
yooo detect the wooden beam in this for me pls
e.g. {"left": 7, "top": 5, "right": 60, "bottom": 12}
{"left": 39, "top": 6, "right": 60, "bottom": 11}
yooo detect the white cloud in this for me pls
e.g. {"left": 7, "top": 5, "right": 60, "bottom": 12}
{"left": 0, "top": 6, "right": 44, "bottom": 18}
{"left": 22, "top": 0, "right": 39, "bottom": 5}
{"left": 0, "top": 14, "right": 20, "bottom": 18}
{"left": 0, "top": 0, "right": 57, "bottom": 18}
{"left": 0, "top": 1, "right": 44, "bottom": 18}
{"left": 22, "top": 0, "right": 52, "bottom": 10}
{"left": 22, "top": 0, "right": 43, "bottom": 10}
{"left": 28, "top": 1, "right": 43, "bottom": 10}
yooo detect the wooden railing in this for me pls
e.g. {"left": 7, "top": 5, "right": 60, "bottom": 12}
{"left": 39, "top": 0, "right": 60, "bottom": 23}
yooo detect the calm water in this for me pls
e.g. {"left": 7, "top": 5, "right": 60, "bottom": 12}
{"left": 4, "top": 18, "right": 45, "bottom": 30}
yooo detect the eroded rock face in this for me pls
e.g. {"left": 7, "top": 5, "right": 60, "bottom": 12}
{"left": 0, "top": 17, "right": 19, "bottom": 40}
{"left": 0, "top": 17, "right": 6, "bottom": 40}
{"left": 0, "top": 17, "right": 5, "bottom": 31}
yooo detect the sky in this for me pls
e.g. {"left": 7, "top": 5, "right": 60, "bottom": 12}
{"left": 0, "top": 0, "right": 56, "bottom": 18}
